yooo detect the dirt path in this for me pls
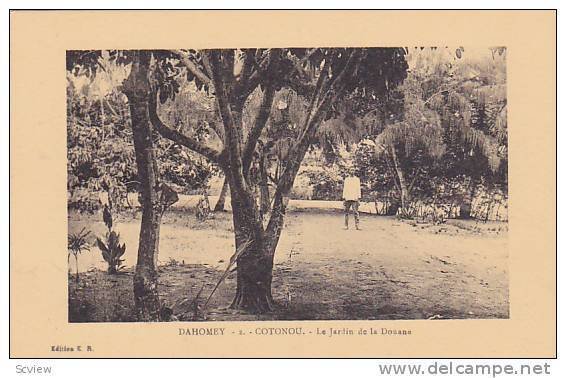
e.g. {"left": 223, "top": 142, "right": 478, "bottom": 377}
{"left": 274, "top": 212, "right": 507, "bottom": 319}
{"left": 68, "top": 210, "right": 508, "bottom": 321}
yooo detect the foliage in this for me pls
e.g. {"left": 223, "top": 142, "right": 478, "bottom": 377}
{"left": 156, "top": 81, "right": 220, "bottom": 191}
{"left": 67, "top": 74, "right": 138, "bottom": 212}
{"left": 354, "top": 140, "right": 398, "bottom": 197}
{"left": 415, "top": 47, "right": 508, "bottom": 185}
{"left": 67, "top": 63, "right": 217, "bottom": 212}
{"left": 302, "top": 168, "right": 345, "bottom": 201}
{"left": 352, "top": 47, "right": 508, "bottom": 219}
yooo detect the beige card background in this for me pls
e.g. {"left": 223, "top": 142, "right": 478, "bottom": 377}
{"left": 10, "top": 10, "right": 556, "bottom": 358}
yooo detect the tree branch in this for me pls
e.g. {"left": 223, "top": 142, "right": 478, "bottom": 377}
{"left": 170, "top": 49, "right": 213, "bottom": 89}
{"left": 242, "top": 85, "right": 276, "bottom": 173}
{"left": 264, "top": 66, "right": 332, "bottom": 235}
{"left": 266, "top": 50, "right": 361, "bottom": 233}
{"left": 408, "top": 167, "right": 421, "bottom": 194}
{"left": 238, "top": 49, "right": 256, "bottom": 86}
{"left": 294, "top": 49, "right": 359, "bottom": 148}
{"left": 148, "top": 91, "right": 223, "bottom": 164}
{"left": 208, "top": 50, "right": 247, "bottom": 192}
{"left": 244, "top": 49, "right": 276, "bottom": 97}
{"left": 289, "top": 48, "right": 318, "bottom": 79}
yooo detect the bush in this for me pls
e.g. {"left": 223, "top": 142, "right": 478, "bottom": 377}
{"left": 301, "top": 166, "right": 346, "bottom": 201}
{"left": 96, "top": 206, "right": 126, "bottom": 274}
{"left": 68, "top": 189, "right": 102, "bottom": 213}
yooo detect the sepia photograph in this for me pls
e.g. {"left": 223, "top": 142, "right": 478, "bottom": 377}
{"left": 66, "top": 46, "right": 509, "bottom": 322}
{"left": 8, "top": 9, "right": 556, "bottom": 359}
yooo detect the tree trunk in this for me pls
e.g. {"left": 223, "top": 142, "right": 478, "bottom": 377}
{"left": 123, "top": 51, "right": 162, "bottom": 321}
{"left": 229, "top": 205, "right": 286, "bottom": 313}
{"left": 386, "top": 196, "right": 401, "bottom": 216}
{"left": 213, "top": 177, "right": 229, "bottom": 212}
{"left": 458, "top": 181, "right": 477, "bottom": 219}
{"left": 100, "top": 98, "right": 105, "bottom": 126}
{"left": 230, "top": 236, "right": 275, "bottom": 313}
{"left": 229, "top": 150, "right": 297, "bottom": 313}
{"left": 75, "top": 254, "right": 79, "bottom": 283}
{"left": 208, "top": 49, "right": 341, "bottom": 314}
{"left": 226, "top": 169, "right": 275, "bottom": 312}
{"left": 259, "top": 153, "right": 271, "bottom": 218}
{"left": 227, "top": 88, "right": 330, "bottom": 313}
{"left": 390, "top": 145, "right": 410, "bottom": 210}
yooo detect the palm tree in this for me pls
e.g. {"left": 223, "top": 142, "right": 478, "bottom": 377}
{"left": 359, "top": 47, "right": 507, "bottom": 219}
{"left": 360, "top": 66, "right": 446, "bottom": 216}
{"left": 424, "top": 48, "right": 507, "bottom": 218}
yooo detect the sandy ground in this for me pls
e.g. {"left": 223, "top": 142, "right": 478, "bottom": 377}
{"left": 68, "top": 200, "right": 379, "bottom": 273}
{"left": 68, "top": 208, "right": 508, "bottom": 321}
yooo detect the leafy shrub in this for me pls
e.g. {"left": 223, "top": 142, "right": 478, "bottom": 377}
{"left": 301, "top": 167, "right": 346, "bottom": 201}
{"left": 96, "top": 206, "right": 126, "bottom": 274}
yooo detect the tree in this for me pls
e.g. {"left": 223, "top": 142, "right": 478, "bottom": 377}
{"left": 213, "top": 178, "right": 230, "bottom": 212}
{"left": 67, "top": 79, "right": 137, "bottom": 212}
{"left": 117, "top": 51, "right": 165, "bottom": 320}
{"left": 69, "top": 48, "right": 408, "bottom": 315}
{"left": 421, "top": 47, "right": 508, "bottom": 218}
{"left": 354, "top": 47, "right": 507, "bottom": 219}
{"left": 67, "top": 61, "right": 215, "bottom": 213}
{"left": 371, "top": 66, "right": 446, "bottom": 215}
{"left": 148, "top": 48, "right": 408, "bottom": 312}
{"left": 68, "top": 50, "right": 174, "bottom": 320}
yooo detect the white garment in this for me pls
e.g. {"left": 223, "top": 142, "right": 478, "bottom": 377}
{"left": 342, "top": 176, "right": 361, "bottom": 201}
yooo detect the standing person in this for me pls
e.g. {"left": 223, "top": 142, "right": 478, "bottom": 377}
{"left": 342, "top": 168, "right": 361, "bottom": 230}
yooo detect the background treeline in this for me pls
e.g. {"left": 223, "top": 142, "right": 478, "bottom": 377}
{"left": 68, "top": 47, "right": 507, "bottom": 222}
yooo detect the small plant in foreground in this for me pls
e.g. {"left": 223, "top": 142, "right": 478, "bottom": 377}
{"left": 96, "top": 205, "right": 126, "bottom": 274}
{"left": 68, "top": 227, "right": 91, "bottom": 283}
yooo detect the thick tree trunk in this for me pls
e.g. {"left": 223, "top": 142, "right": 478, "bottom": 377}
{"left": 230, "top": 211, "right": 286, "bottom": 313}
{"left": 230, "top": 236, "right": 275, "bottom": 313}
{"left": 208, "top": 49, "right": 341, "bottom": 314}
{"left": 227, "top": 86, "right": 329, "bottom": 313}
{"left": 227, "top": 175, "right": 276, "bottom": 313}
{"left": 123, "top": 51, "right": 162, "bottom": 321}
{"left": 213, "top": 177, "right": 229, "bottom": 212}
